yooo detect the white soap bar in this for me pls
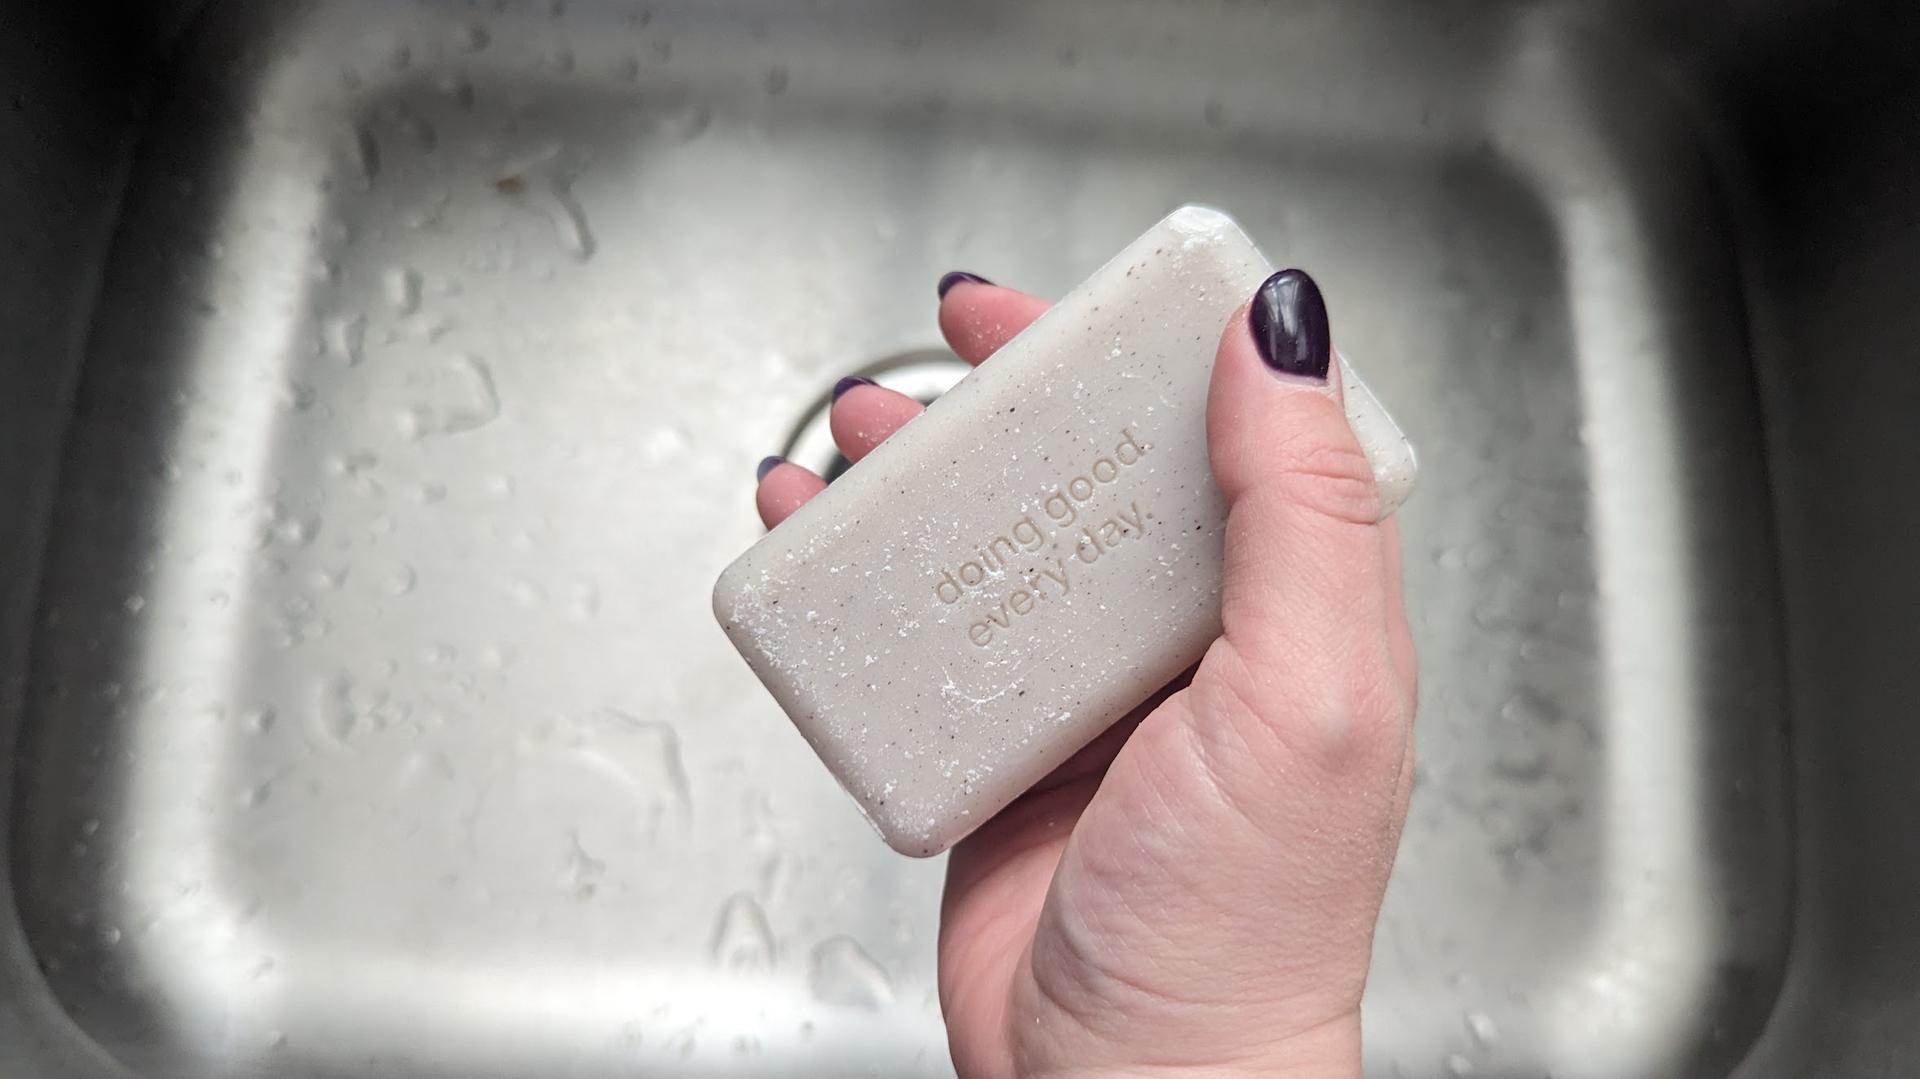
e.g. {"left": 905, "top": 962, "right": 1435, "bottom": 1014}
{"left": 715, "top": 206, "right": 1416, "bottom": 855}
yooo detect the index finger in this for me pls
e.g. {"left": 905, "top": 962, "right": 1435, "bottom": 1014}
{"left": 936, "top": 275, "right": 1052, "bottom": 365}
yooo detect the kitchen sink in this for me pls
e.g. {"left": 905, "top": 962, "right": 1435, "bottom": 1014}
{"left": 1, "top": 1, "right": 1914, "bottom": 1076}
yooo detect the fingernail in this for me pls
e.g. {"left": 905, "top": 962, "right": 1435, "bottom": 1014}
{"left": 756, "top": 455, "right": 785, "bottom": 482}
{"left": 832, "top": 375, "right": 876, "bottom": 401}
{"left": 937, "top": 271, "right": 992, "bottom": 298}
{"left": 1249, "top": 268, "right": 1331, "bottom": 381}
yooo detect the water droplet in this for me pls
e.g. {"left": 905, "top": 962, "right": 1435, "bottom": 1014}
{"left": 763, "top": 66, "right": 789, "bottom": 95}
{"left": 759, "top": 852, "right": 796, "bottom": 905}
{"left": 440, "top": 74, "right": 476, "bottom": 110}
{"left": 322, "top": 311, "right": 367, "bottom": 367}
{"left": 278, "top": 380, "right": 318, "bottom": 412}
{"left": 562, "top": 710, "right": 691, "bottom": 837}
{"left": 275, "top": 511, "right": 321, "bottom": 547}
{"left": 1465, "top": 1010, "right": 1499, "bottom": 1047}
{"left": 711, "top": 893, "right": 774, "bottom": 968}
{"left": 97, "top": 926, "right": 123, "bottom": 948}
{"left": 807, "top": 936, "right": 894, "bottom": 1009}
{"left": 368, "top": 695, "right": 409, "bottom": 730}
{"left": 310, "top": 673, "right": 358, "bottom": 747}
{"left": 661, "top": 104, "right": 711, "bottom": 142}
{"left": 1499, "top": 689, "right": 1565, "bottom": 727}
{"left": 1445, "top": 1053, "right": 1476, "bottom": 1076}
{"left": 558, "top": 830, "right": 606, "bottom": 900}
{"left": 383, "top": 266, "right": 422, "bottom": 314}
{"left": 508, "top": 576, "right": 545, "bottom": 607}
{"left": 567, "top": 583, "right": 600, "bottom": 620}
{"left": 344, "top": 121, "right": 380, "bottom": 187}
{"left": 243, "top": 706, "right": 277, "bottom": 735}
{"left": 80, "top": 819, "right": 101, "bottom": 837}
{"left": 640, "top": 424, "right": 691, "bottom": 464}
{"left": 401, "top": 356, "right": 501, "bottom": 438}
{"left": 325, "top": 450, "right": 380, "bottom": 484}
{"left": 242, "top": 780, "right": 274, "bottom": 808}
{"left": 122, "top": 594, "right": 146, "bottom": 615}
{"left": 1490, "top": 745, "right": 1550, "bottom": 784}
{"left": 458, "top": 23, "right": 490, "bottom": 52}
{"left": 548, "top": 181, "right": 595, "bottom": 262}
{"left": 385, "top": 565, "right": 417, "bottom": 596}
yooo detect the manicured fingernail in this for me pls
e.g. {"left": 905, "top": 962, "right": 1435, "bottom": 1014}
{"left": 1249, "top": 268, "right": 1331, "bottom": 381}
{"left": 756, "top": 455, "right": 785, "bottom": 481}
{"left": 832, "top": 375, "right": 876, "bottom": 401}
{"left": 937, "top": 271, "right": 992, "bottom": 298}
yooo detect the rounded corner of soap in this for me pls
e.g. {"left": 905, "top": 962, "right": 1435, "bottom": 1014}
{"left": 866, "top": 806, "right": 957, "bottom": 859}
{"left": 1375, "top": 437, "right": 1419, "bottom": 517}
{"left": 1165, "top": 203, "right": 1243, "bottom": 237}
{"left": 1396, "top": 438, "right": 1421, "bottom": 489}
{"left": 710, "top": 562, "right": 745, "bottom": 626}
{"left": 879, "top": 827, "right": 952, "bottom": 859}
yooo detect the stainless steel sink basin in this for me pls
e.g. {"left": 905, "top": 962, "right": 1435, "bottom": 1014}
{"left": 2, "top": 1, "right": 1914, "bottom": 1076}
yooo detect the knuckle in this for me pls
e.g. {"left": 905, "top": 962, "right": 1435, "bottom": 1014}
{"left": 1198, "top": 638, "right": 1407, "bottom": 773}
{"left": 1270, "top": 435, "right": 1382, "bottom": 526}
{"left": 1344, "top": 660, "right": 1413, "bottom": 754}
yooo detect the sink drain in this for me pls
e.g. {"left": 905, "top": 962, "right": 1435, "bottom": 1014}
{"left": 780, "top": 348, "right": 971, "bottom": 482}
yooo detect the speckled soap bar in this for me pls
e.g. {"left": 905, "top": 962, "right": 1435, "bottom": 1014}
{"left": 714, "top": 206, "right": 1417, "bottom": 855}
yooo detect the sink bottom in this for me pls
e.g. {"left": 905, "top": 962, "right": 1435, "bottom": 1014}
{"left": 12, "top": 2, "right": 1790, "bottom": 1076}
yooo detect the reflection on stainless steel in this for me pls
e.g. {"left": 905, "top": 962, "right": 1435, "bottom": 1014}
{"left": 1, "top": 0, "right": 1913, "bottom": 1076}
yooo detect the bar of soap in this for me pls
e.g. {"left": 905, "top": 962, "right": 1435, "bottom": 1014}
{"left": 714, "top": 206, "right": 1416, "bottom": 855}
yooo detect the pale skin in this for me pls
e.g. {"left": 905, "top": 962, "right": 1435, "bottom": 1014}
{"left": 753, "top": 278, "right": 1417, "bottom": 1078}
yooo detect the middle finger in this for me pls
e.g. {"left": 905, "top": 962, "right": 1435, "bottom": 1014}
{"left": 829, "top": 375, "right": 927, "bottom": 463}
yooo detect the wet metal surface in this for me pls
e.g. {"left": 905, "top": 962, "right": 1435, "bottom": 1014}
{"left": 10, "top": 0, "right": 1889, "bottom": 1075}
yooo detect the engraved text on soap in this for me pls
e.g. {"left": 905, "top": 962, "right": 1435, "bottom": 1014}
{"left": 929, "top": 428, "right": 1160, "bottom": 647}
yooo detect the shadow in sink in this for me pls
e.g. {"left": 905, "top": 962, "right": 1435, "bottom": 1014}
{"left": 8, "top": 1, "right": 1787, "bottom": 1077}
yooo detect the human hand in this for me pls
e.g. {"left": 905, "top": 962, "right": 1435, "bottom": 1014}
{"left": 754, "top": 269, "right": 1416, "bottom": 1078}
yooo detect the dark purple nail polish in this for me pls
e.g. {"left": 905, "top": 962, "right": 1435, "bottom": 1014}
{"left": 832, "top": 375, "right": 876, "bottom": 401}
{"left": 756, "top": 455, "right": 785, "bottom": 482}
{"left": 937, "top": 271, "right": 992, "bottom": 299}
{"left": 1248, "top": 268, "right": 1331, "bottom": 381}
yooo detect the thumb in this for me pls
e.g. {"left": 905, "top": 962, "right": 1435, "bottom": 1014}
{"left": 1173, "top": 267, "right": 1411, "bottom": 920}
{"left": 1162, "top": 266, "right": 1410, "bottom": 1004}
{"left": 1018, "top": 273, "right": 1414, "bottom": 1065}
{"left": 1202, "top": 269, "right": 1402, "bottom": 766}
